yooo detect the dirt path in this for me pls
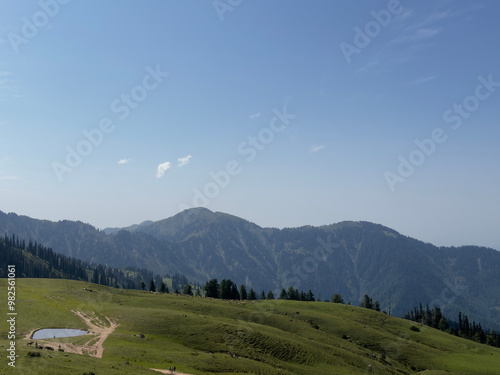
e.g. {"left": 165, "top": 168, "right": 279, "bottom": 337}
{"left": 25, "top": 310, "right": 118, "bottom": 359}
{"left": 69, "top": 310, "right": 119, "bottom": 358}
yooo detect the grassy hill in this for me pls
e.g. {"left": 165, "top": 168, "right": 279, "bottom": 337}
{"left": 1, "top": 279, "right": 499, "bottom": 374}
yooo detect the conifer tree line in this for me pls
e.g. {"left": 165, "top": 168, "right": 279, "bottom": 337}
{"left": 202, "top": 278, "right": 271, "bottom": 300}
{"left": 359, "top": 294, "right": 381, "bottom": 312}
{"left": 0, "top": 234, "right": 170, "bottom": 291}
{"left": 404, "top": 304, "right": 500, "bottom": 348}
{"left": 278, "top": 286, "right": 315, "bottom": 301}
{"left": 201, "top": 279, "right": 317, "bottom": 301}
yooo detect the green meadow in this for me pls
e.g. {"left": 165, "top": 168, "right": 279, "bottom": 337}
{"left": 1, "top": 278, "right": 499, "bottom": 374}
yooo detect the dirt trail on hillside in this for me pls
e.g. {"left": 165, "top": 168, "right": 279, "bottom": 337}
{"left": 69, "top": 310, "right": 118, "bottom": 358}
{"left": 25, "top": 310, "right": 118, "bottom": 359}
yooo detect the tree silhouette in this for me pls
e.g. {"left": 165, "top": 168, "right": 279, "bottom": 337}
{"left": 332, "top": 294, "right": 344, "bottom": 304}
{"left": 159, "top": 281, "right": 167, "bottom": 293}
{"left": 239, "top": 285, "right": 248, "bottom": 300}
{"left": 149, "top": 279, "right": 156, "bottom": 292}
{"left": 248, "top": 288, "right": 257, "bottom": 300}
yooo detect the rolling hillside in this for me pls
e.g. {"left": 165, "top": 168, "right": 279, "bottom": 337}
{"left": 1, "top": 278, "right": 499, "bottom": 374}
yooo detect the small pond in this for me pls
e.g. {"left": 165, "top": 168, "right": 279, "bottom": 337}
{"left": 32, "top": 328, "right": 88, "bottom": 340}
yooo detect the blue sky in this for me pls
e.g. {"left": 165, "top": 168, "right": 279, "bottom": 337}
{"left": 0, "top": 0, "right": 499, "bottom": 250}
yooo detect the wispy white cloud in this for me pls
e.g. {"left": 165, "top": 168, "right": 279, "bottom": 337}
{"left": 355, "top": 58, "right": 380, "bottom": 74}
{"left": 415, "top": 28, "right": 441, "bottom": 38}
{"left": 156, "top": 161, "right": 171, "bottom": 178}
{"left": 0, "top": 71, "right": 11, "bottom": 77}
{"left": 400, "top": 9, "right": 415, "bottom": 19}
{"left": 388, "top": 28, "right": 441, "bottom": 45}
{"left": 117, "top": 158, "right": 131, "bottom": 165}
{"left": 177, "top": 155, "right": 192, "bottom": 167}
{"left": 411, "top": 75, "right": 437, "bottom": 85}
{"left": 310, "top": 145, "right": 325, "bottom": 153}
{"left": 353, "top": 8, "right": 455, "bottom": 75}
{"left": 249, "top": 112, "right": 261, "bottom": 119}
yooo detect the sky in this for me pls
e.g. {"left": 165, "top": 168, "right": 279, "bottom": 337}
{"left": 0, "top": 0, "right": 499, "bottom": 250}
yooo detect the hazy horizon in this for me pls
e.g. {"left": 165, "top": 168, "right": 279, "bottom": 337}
{"left": 3, "top": 206, "right": 499, "bottom": 252}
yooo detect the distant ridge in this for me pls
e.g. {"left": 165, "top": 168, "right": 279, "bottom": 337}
{"left": 1, "top": 208, "right": 500, "bottom": 330}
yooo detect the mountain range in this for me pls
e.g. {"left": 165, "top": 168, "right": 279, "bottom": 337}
{"left": 1, "top": 207, "right": 499, "bottom": 329}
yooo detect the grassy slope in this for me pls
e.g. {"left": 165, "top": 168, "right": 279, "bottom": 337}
{"left": 0, "top": 279, "right": 499, "bottom": 375}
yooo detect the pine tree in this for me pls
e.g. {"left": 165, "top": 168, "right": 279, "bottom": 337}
{"left": 287, "top": 286, "right": 298, "bottom": 300}
{"left": 306, "top": 290, "right": 315, "bottom": 301}
{"left": 332, "top": 294, "right": 344, "bottom": 304}
{"left": 159, "top": 282, "right": 167, "bottom": 293}
{"left": 219, "top": 279, "right": 231, "bottom": 299}
{"left": 279, "top": 288, "right": 287, "bottom": 300}
{"left": 267, "top": 290, "right": 275, "bottom": 300}
{"left": 438, "top": 316, "right": 448, "bottom": 331}
{"left": 239, "top": 285, "right": 248, "bottom": 300}
{"left": 299, "top": 291, "right": 307, "bottom": 301}
{"left": 149, "top": 279, "right": 156, "bottom": 292}
{"left": 230, "top": 283, "right": 240, "bottom": 300}
{"left": 463, "top": 315, "right": 470, "bottom": 338}
{"left": 361, "top": 294, "right": 373, "bottom": 309}
{"left": 91, "top": 269, "right": 99, "bottom": 284}
{"left": 204, "top": 279, "right": 219, "bottom": 298}
{"left": 432, "top": 307, "right": 443, "bottom": 329}
{"left": 183, "top": 285, "right": 193, "bottom": 296}
{"left": 248, "top": 288, "right": 257, "bottom": 300}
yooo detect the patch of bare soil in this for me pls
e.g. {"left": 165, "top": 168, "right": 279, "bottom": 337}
{"left": 25, "top": 310, "right": 118, "bottom": 359}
